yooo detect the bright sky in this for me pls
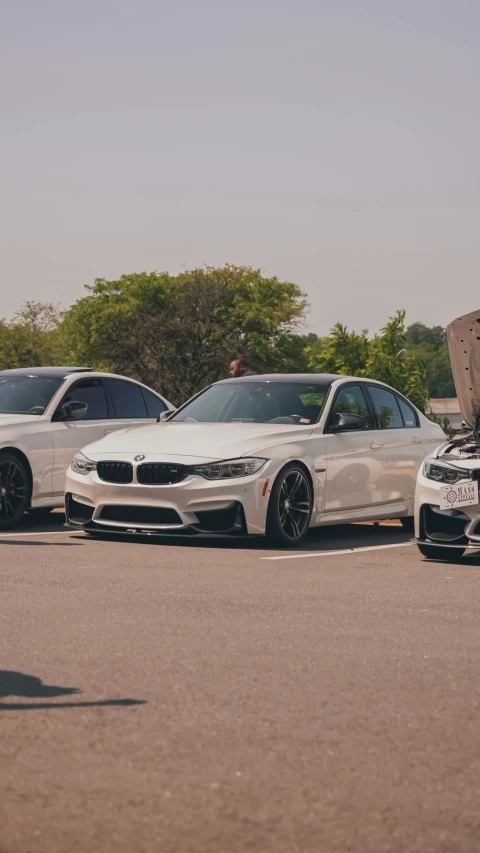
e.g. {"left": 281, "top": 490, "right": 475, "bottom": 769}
{"left": 1, "top": 0, "right": 479, "bottom": 335}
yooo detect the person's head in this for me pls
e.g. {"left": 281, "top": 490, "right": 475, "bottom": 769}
{"left": 229, "top": 357, "right": 249, "bottom": 378}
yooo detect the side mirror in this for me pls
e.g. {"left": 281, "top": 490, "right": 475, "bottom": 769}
{"left": 330, "top": 412, "right": 367, "bottom": 432}
{"left": 157, "top": 409, "right": 175, "bottom": 422}
{"left": 62, "top": 400, "right": 88, "bottom": 421}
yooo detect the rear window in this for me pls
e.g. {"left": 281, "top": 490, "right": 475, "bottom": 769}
{"left": 397, "top": 396, "right": 418, "bottom": 428}
{"left": 107, "top": 379, "right": 148, "bottom": 419}
{"left": 367, "top": 385, "right": 403, "bottom": 429}
{"left": 141, "top": 388, "right": 168, "bottom": 418}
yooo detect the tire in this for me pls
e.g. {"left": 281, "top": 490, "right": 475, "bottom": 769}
{"left": 400, "top": 517, "right": 415, "bottom": 532}
{"left": 0, "top": 451, "right": 30, "bottom": 530}
{"left": 266, "top": 463, "right": 313, "bottom": 547}
{"left": 417, "top": 543, "right": 465, "bottom": 561}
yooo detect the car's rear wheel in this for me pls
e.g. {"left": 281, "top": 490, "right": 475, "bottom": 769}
{"left": 266, "top": 464, "right": 313, "bottom": 547}
{"left": 417, "top": 543, "right": 465, "bottom": 561}
{"left": 0, "top": 452, "right": 30, "bottom": 530}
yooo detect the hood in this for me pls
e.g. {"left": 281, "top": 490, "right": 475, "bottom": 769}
{"left": 0, "top": 414, "right": 42, "bottom": 427}
{"left": 83, "top": 421, "right": 313, "bottom": 462}
{"left": 447, "top": 309, "right": 480, "bottom": 428}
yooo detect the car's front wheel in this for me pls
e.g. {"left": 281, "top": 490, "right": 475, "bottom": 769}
{"left": 0, "top": 452, "right": 30, "bottom": 530}
{"left": 266, "top": 463, "right": 313, "bottom": 547}
{"left": 417, "top": 543, "right": 465, "bottom": 561}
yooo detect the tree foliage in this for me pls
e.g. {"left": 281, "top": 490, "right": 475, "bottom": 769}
{"left": 307, "top": 310, "right": 430, "bottom": 411}
{"left": 405, "top": 322, "right": 455, "bottom": 398}
{"left": 60, "top": 266, "right": 308, "bottom": 403}
{"left": 0, "top": 302, "right": 65, "bottom": 370}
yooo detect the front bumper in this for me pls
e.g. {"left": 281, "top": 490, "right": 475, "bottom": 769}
{"left": 415, "top": 469, "right": 480, "bottom": 550}
{"left": 65, "top": 459, "right": 279, "bottom": 536}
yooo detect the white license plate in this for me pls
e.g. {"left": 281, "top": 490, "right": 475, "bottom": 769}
{"left": 439, "top": 480, "right": 479, "bottom": 510}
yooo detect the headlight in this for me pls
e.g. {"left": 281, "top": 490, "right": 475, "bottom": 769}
{"left": 192, "top": 458, "right": 266, "bottom": 480}
{"left": 72, "top": 453, "right": 97, "bottom": 475}
{"left": 423, "top": 461, "right": 471, "bottom": 484}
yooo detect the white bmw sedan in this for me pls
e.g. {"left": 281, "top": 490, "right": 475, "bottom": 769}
{"left": 0, "top": 367, "right": 172, "bottom": 529}
{"left": 65, "top": 374, "right": 444, "bottom": 546}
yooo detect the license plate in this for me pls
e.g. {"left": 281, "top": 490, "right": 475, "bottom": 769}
{"left": 439, "top": 480, "right": 479, "bottom": 510}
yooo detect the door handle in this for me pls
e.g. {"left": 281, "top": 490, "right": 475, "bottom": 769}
{"left": 412, "top": 436, "right": 423, "bottom": 444}
{"left": 370, "top": 442, "right": 384, "bottom": 449}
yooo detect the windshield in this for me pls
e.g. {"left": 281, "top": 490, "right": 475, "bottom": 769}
{"left": 0, "top": 376, "right": 63, "bottom": 415}
{"left": 172, "top": 381, "right": 330, "bottom": 424}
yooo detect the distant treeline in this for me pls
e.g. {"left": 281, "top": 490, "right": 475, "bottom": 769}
{"left": 0, "top": 265, "right": 454, "bottom": 408}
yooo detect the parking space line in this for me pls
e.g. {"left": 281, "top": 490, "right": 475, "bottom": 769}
{"left": 262, "top": 541, "right": 415, "bottom": 561}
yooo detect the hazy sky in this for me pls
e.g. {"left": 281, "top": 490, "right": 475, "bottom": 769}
{"left": 1, "top": 0, "right": 479, "bottom": 335}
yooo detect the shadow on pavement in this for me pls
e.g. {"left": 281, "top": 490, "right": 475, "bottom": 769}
{"left": 14, "top": 509, "right": 67, "bottom": 535}
{"left": 0, "top": 670, "right": 145, "bottom": 711}
{"left": 73, "top": 523, "right": 413, "bottom": 554}
{"left": 0, "top": 540, "right": 80, "bottom": 547}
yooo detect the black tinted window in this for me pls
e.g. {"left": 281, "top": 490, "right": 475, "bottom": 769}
{"left": 63, "top": 379, "right": 108, "bottom": 420}
{"left": 397, "top": 396, "right": 417, "bottom": 428}
{"left": 331, "top": 385, "right": 374, "bottom": 428}
{"left": 142, "top": 388, "right": 167, "bottom": 418}
{"left": 107, "top": 379, "right": 148, "bottom": 418}
{"left": 368, "top": 385, "right": 403, "bottom": 429}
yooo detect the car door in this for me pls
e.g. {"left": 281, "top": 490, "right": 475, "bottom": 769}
{"left": 365, "top": 384, "right": 422, "bottom": 505}
{"left": 51, "top": 377, "right": 111, "bottom": 494}
{"left": 104, "top": 378, "right": 167, "bottom": 435}
{"left": 324, "top": 383, "right": 385, "bottom": 512}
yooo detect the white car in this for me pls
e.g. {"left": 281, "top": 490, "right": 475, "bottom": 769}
{"left": 65, "top": 373, "right": 444, "bottom": 546}
{"left": 415, "top": 308, "right": 480, "bottom": 561}
{"left": 0, "top": 367, "right": 172, "bottom": 529}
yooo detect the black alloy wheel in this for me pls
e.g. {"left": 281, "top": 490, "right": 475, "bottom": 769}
{"left": 417, "top": 543, "right": 465, "bottom": 561}
{"left": 266, "top": 463, "right": 313, "bottom": 547}
{"left": 0, "top": 452, "right": 30, "bottom": 530}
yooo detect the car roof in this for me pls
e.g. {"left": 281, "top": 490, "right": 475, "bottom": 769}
{"left": 0, "top": 367, "right": 93, "bottom": 378}
{"left": 215, "top": 373, "right": 346, "bottom": 385}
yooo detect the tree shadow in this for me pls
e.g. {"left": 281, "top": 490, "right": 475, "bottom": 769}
{"left": 0, "top": 670, "right": 145, "bottom": 711}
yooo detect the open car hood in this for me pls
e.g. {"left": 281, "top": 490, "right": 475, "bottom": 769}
{"left": 447, "top": 309, "right": 480, "bottom": 428}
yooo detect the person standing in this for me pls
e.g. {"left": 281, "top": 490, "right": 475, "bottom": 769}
{"left": 229, "top": 357, "right": 256, "bottom": 378}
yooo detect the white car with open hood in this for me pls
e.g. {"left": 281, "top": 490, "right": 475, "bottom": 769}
{"left": 415, "top": 308, "right": 480, "bottom": 560}
{"left": 65, "top": 373, "right": 444, "bottom": 546}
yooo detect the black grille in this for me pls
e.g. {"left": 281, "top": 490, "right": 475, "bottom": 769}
{"left": 99, "top": 505, "right": 182, "bottom": 525}
{"left": 97, "top": 461, "right": 133, "bottom": 484}
{"left": 137, "top": 463, "right": 189, "bottom": 485}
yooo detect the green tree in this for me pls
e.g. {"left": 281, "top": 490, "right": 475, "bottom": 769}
{"left": 405, "top": 322, "right": 455, "bottom": 398}
{"left": 60, "top": 265, "right": 308, "bottom": 403}
{"left": 0, "top": 301, "right": 65, "bottom": 369}
{"left": 307, "top": 310, "right": 429, "bottom": 411}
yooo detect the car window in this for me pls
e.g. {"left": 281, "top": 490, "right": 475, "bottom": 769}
{"left": 107, "top": 379, "right": 148, "bottom": 418}
{"left": 396, "top": 396, "right": 418, "bottom": 428}
{"left": 172, "top": 382, "right": 330, "bottom": 424}
{"left": 141, "top": 388, "right": 168, "bottom": 418}
{"left": 331, "top": 385, "right": 374, "bottom": 428}
{"left": 63, "top": 379, "right": 108, "bottom": 420}
{"left": 0, "top": 376, "right": 62, "bottom": 415}
{"left": 367, "top": 385, "right": 404, "bottom": 429}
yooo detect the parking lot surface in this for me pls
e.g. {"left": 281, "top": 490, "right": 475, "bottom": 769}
{"left": 2, "top": 515, "right": 480, "bottom": 853}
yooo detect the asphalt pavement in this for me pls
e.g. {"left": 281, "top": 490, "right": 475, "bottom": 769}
{"left": 2, "top": 514, "right": 480, "bottom": 853}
